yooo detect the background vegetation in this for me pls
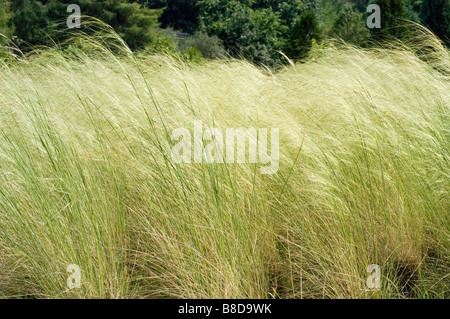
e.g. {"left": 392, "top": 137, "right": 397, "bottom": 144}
{"left": 0, "top": 1, "right": 448, "bottom": 299}
{"left": 1, "top": 0, "right": 449, "bottom": 65}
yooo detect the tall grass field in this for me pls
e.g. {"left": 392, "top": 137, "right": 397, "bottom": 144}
{"left": 0, "top": 27, "right": 448, "bottom": 299}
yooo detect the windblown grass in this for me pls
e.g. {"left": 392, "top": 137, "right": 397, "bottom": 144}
{"left": 0, "top": 26, "right": 448, "bottom": 298}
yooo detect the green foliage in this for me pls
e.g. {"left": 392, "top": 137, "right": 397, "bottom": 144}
{"left": 198, "top": 0, "right": 286, "bottom": 65}
{"left": 10, "top": 0, "right": 162, "bottom": 50}
{"left": 160, "top": 0, "right": 200, "bottom": 33}
{"left": 114, "top": 2, "right": 161, "bottom": 49}
{"left": 50, "top": 0, "right": 162, "bottom": 50}
{"left": 307, "top": 38, "right": 331, "bottom": 60}
{"left": 10, "top": 0, "right": 48, "bottom": 48}
{"left": 316, "top": 0, "right": 352, "bottom": 35}
{"left": 287, "top": 10, "right": 321, "bottom": 60}
{"left": 370, "top": 0, "right": 410, "bottom": 41}
{"left": 177, "top": 31, "right": 226, "bottom": 59}
{"left": 144, "top": 33, "right": 178, "bottom": 54}
{"left": 255, "top": 0, "right": 309, "bottom": 29}
{"left": 139, "top": 0, "right": 318, "bottom": 65}
{"left": 4, "top": 0, "right": 449, "bottom": 64}
{"left": 0, "top": 0, "right": 14, "bottom": 45}
{"left": 405, "top": 0, "right": 423, "bottom": 22}
{"left": 348, "top": 0, "right": 372, "bottom": 11}
{"left": 330, "top": 3, "right": 370, "bottom": 45}
{"left": 181, "top": 45, "right": 204, "bottom": 62}
{"left": 421, "top": 0, "right": 450, "bottom": 45}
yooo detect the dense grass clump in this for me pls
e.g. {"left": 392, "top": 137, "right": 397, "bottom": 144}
{"left": 0, "top": 30, "right": 448, "bottom": 298}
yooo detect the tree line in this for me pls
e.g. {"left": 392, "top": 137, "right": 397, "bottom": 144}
{"left": 0, "top": 0, "right": 449, "bottom": 65}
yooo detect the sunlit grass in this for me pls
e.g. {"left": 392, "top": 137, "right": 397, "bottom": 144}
{"left": 0, "top": 24, "right": 448, "bottom": 298}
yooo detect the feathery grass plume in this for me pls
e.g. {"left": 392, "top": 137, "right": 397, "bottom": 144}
{"left": 0, "top": 19, "right": 448, "bottom": 298}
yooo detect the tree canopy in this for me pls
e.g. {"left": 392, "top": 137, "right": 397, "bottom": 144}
{"left": 0, "top": 0, "right": 449, "bottom": 64}
{"left": 7, "top": 0, "right": 162, "bottom": 50}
